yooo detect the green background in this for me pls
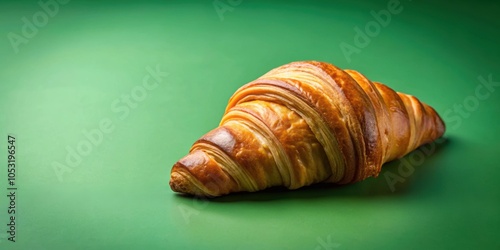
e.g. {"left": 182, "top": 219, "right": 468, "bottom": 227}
{"left": 1, "top": 0, "right": 499, "bottom": 249}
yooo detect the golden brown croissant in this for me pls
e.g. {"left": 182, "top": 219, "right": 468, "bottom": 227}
{"left": 170, "top": 61, "right": 445, "bottom": 197}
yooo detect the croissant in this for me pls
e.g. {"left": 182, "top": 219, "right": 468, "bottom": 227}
{"left": 170, "top": 61, "right": 445, "bottom": 197}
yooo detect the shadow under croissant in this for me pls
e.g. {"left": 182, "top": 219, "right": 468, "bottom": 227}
{"left": 173, "top": 137, "right": 450, "bottom": 202}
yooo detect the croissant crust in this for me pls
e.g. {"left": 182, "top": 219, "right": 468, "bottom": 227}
{"left": 170, "top": 61, "right": 445, "bottom": 197}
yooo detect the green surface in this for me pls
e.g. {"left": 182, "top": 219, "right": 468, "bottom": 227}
{"left": 1, "top": 0, "right": 499, "bottom": 249}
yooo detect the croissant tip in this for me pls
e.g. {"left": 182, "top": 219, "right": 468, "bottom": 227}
{"left": 169, "top": 172, "right": 195, "bottom": 194}
{"left": 170, "top": 168, "right": 216, "bottom": 197}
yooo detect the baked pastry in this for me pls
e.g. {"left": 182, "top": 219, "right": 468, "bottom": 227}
{"left": 170, "top": 61, "right": 445, "bottom": 197}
